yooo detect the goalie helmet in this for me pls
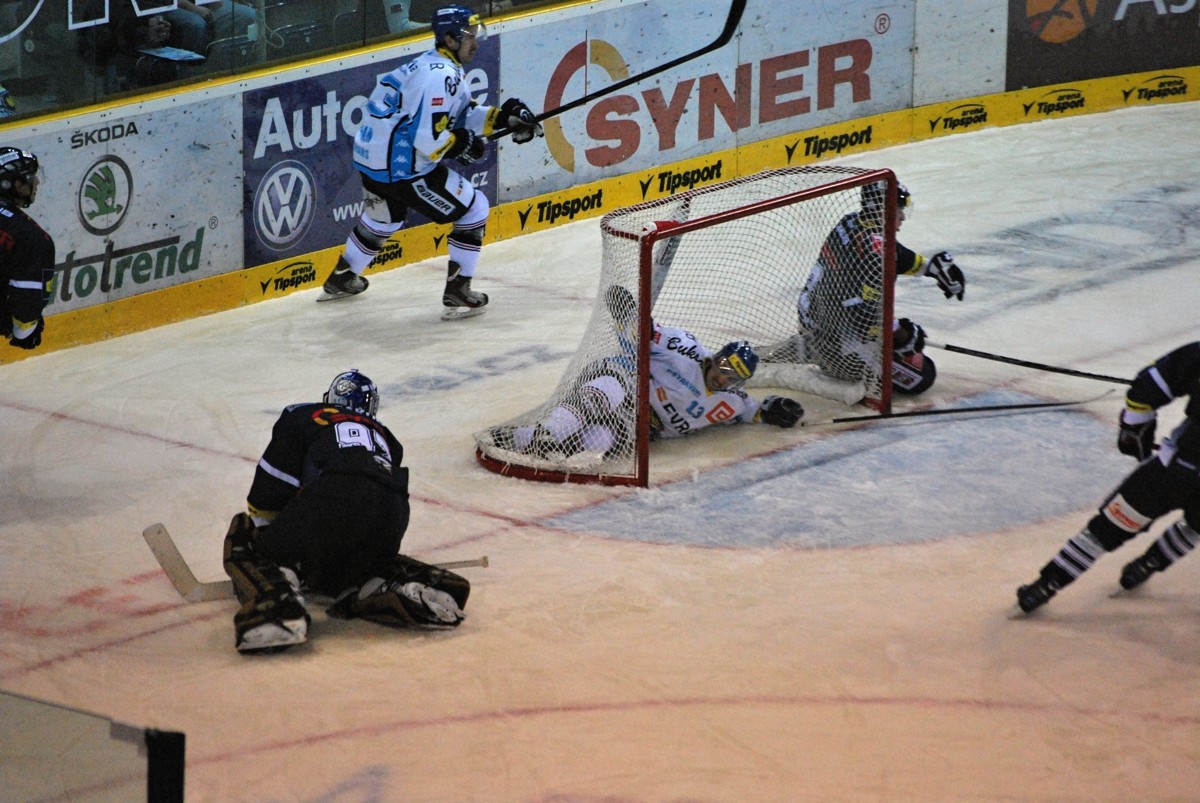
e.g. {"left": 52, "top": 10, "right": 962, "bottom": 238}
{"left": 432, "top": 5, "right": 487, "bottom": 42}
{"left": 324, "top": 369, "right": 379, "bottom": 417}
{"left": 0, "top": 147, "right": 40, "bottom": 207}
{"left": 706, "top": 341, "right": 759, "bottom": 391}
{"left": 860, "top": 179, "right": 911, "bottom": 226}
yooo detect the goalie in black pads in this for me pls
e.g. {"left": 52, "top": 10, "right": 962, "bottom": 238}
{"left": 796, "top": 178, "right": 966, "bottom": 395}
{"left": 223, "top": 369, "right": 470, "bottom": 653}
{"left": 1015, "top": 342, "right": 1200, "bottom": 614}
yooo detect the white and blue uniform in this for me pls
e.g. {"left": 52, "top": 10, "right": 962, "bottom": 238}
{"left": 648, "top": 323, "right": 761, "bottom": 439}
{"left": 353, "top": 47, "right": 499, "bottom": 183}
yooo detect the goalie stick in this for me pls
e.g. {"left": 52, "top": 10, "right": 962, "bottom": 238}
{"left": 488, "top": 0, "right": 747, "bottom": 140}
{"left": 927, "top": 341, "right": 1132, "bottom": 386}
{"left": 800, "top": 389, "right": 1115, "bottom": 428}
{"left": 142, "top": 523, "right": 489, "bottom": 603}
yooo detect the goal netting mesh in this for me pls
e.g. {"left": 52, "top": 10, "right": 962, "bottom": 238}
{"left": 474, "top": 165, "right": 897, "bottom": 486}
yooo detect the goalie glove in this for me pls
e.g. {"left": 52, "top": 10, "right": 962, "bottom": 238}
{"left": 446, "top": 128, "right": 486, "bottom": 164}
{"left": 760, "top": 396, "right": 804, "bottom": 428}
{"left": 499, "top": 98, "right": 543, "bottom": 144}
{"left": 925, "top": 251, "right": 965, "bottom": 300}
{"left": 893, "top": 318, "right": 926, "bottom": 355}
{"left": 1117, "top": 408, "right": 1156, "bottom": 460}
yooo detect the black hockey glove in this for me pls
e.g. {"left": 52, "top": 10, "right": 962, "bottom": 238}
{"left": 499, "top": 98, "right": 543, "bottom": 144}
{"left": 760, "top": 396, "right": 803, "bottom": 428}
{"left": 446, "top": 128, "right": 486, "bottom": 164}
{"left": 1117, "top": 410, "right": 1156, "bottom": 460}
{"left": 893, "top": 318, "right": 926, "bottom": 355}
{"left": 926, "top": 251, "right": 965, "bottom": 300}
{"left": 8, "top": 317, "right": 43, "bottom": 350}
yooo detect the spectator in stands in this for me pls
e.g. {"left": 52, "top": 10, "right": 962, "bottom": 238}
{"left": 76, "top": 2, "right": 201, "bottom": 91}
{"left": 165, "top": 1, "right": 257, "bottom": 56}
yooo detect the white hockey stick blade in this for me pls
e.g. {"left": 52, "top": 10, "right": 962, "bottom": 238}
{"left": 142, "top": 523, "right": 233, "bottom": 602}
{"left": 143, "top": 523, "right": 488, "bottom": 603}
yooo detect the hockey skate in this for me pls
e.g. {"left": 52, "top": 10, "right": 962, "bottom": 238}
{"left": 442, "top": 266, "right": 488, "bottom": 320}
{"left": 1119, "top": 550, "right": 1165, "bottom": 591}
{"left": 1015, "top": 576, "right": 1058, "bottom": 614}
{"left": 317, "top": 259, "right": 369, "bottom": 302}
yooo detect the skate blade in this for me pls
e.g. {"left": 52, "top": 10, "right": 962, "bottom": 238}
{"left": 441, "top": 306, "right": 487, "bottom": 321}
{"left": 1007, "top": 603, "right": 1032, "bottom": 620}
{"left": 317, "top": 290, "right": 361, "bottom": 303}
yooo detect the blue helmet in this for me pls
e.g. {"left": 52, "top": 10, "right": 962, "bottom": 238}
{"left": 324, "top": 369, "right": 379, "bottom": 417}
{"left": 709, "top": 341, "right": 759, "bottom": 389}
{"left": 432, "top": 5, "right": 487, "bottom": 42}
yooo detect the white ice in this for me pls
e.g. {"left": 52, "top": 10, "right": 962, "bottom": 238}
{"left": 2, "top": 102, "right": 1199, "bottom": 801}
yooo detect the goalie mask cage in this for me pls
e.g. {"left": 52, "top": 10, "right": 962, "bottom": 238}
{"left": 475, "top": 166, "right": 898, "bottom": 487}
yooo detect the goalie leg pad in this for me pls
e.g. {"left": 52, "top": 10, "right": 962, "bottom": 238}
{"left": 223, "top": 514, "right": 310, "bottom": 653}
{"left": 349, "top": 577, "right": 466, "bottom": 629}
{"left": 892, "top": 352, "right": 936, "bottom": 395}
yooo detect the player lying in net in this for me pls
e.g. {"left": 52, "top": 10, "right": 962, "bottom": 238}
{"left": 222, "top": 370, "right": 470, "bottom": 653}
{"left": 1015, "top": 341, "right": 1200, "bottom": 614}
{"left": 797, "top": 178, "right": 967, "bottom": 395}
{"left": 488, "top": 285, "right": 804, "bottom": 461}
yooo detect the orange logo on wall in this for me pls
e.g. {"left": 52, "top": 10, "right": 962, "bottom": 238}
{"left": 1026, "top": 0, "right": 1100, "bottom": 43}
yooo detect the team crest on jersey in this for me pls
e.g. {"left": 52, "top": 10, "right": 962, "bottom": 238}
{"left": 705, "top": 401, "right": 737, "bottom": 424}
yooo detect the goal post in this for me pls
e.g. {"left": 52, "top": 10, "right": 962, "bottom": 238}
{"left": 474, "top": 166, "right": 899, "bottom": 487}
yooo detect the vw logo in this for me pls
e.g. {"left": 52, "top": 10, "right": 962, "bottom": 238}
{"left": 254, "top": 160, "right": 316, "bottom": 251}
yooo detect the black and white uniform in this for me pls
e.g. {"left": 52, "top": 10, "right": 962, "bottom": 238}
{"left": 1035, "top": 342, "right": 1200, "bottom": 590}
{"left": 0, "top": 197, "right": 55, "bottom": 345}
{"left": 247, "top": 402, "right": 409, "bottom": 596}
{"left": 798, "top": 209, "right": 933, "bottom": 392}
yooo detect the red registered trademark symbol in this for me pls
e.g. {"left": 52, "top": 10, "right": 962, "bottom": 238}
{"left": 875, "top": 14, "right": 891, "bottom": 34}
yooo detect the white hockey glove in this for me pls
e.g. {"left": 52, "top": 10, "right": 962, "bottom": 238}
{"left": 1117, "top": 409, "right": 1156, "bottom": 460}
{"left": 499, "top": 98, "right": 544, "bottom": 144}
{"left": 925, "top": 251, "right": 965, "bottom": 300}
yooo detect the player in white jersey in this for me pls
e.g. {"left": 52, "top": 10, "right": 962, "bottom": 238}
{"left": 490, "top": 286, "right": 804, "bottom": 460}
{"left": 318, "top": 5, "right": 543, "bottom": 319}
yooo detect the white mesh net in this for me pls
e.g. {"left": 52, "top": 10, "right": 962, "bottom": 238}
{"left": 474, "top": 165, "right": 894, "bottom": 485}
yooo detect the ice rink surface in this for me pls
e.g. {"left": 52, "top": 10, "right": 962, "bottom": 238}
{"left": 2, "top": 101, "right": 1199, "bottom": 801}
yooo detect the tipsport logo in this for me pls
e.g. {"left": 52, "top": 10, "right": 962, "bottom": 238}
{"left": 253, "top": 160, "right": 316, "bottom": 251}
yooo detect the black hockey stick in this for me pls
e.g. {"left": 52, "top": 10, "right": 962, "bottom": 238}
{"left": 143, "top": 524, "right": 488, "bottom": 603}
{"left": 801, "top": 390, "right": 1115, "bottom": 428}
{"left": 489, "top": 0, "right": 748, "bottom": 140}
{"left": 927, "top": 341, "right": 1132, "bottom": 386}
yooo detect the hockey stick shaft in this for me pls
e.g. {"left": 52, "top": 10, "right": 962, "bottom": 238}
{"left": 927, "top": 341, "right": 1132, "bottom": 386}
{"left": 489, "top": 0, "right": 747, "bottom": 140}
{"left": 802, "top": 390, "right": 1114, "bottom": 427}
{"left": 143, "top": 524, "right": 488, "bottom": 603}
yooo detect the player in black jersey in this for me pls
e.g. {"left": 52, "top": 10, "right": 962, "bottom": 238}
{"left": 797, "top": 179, "right": 965, "bottom": 395}
{"left": 0, "top": 147, "right": 55, "bottom": 352}
{"left": 223, "top": 369, "right": 470, "bottom": 653}
{"left": 1016, "top": 342, "right": 1200, "bottom": 613}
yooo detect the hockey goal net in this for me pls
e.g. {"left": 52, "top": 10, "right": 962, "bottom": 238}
{"left": 474, "top": 165, "right": 898, "bottom": 486}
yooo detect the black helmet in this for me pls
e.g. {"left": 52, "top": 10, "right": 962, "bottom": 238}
{"left": 860, "top": 179, "right": 911, "bottom": 223}
{"left": 0, "top": 147, "right": 39, "bottom": 207}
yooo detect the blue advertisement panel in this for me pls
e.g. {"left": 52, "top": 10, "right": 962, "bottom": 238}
{"left": 242, "top": 38, "right": 500, "bottom": 269}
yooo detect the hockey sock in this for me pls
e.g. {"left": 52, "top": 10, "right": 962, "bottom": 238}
{"left": 1155, "top": 520, "right": 1199, "bottom": 567}
{"left": 1046, "top": 528, "right": 1105, "bottom": 587}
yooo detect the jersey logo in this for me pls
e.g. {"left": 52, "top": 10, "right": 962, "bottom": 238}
{"left": 705, "top": 400, "right": 737, "bottom": 423}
